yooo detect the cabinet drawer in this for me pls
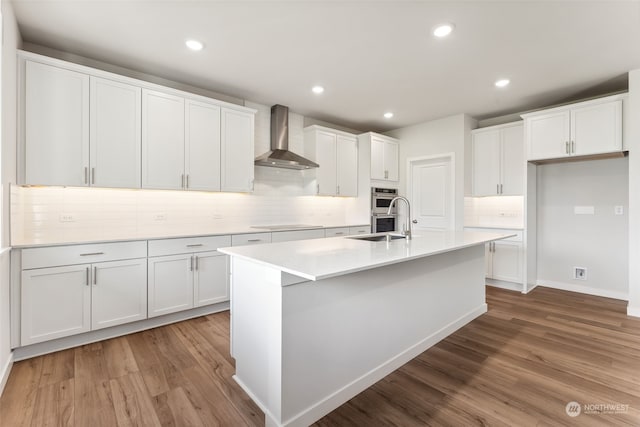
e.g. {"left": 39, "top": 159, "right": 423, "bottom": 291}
{"left": 324, "top": 227, "right": 350, "bottom": 238}
{"left": 232, "top": 233, "right": 272, "bottom": 246}
{"left": 349, "top": 226, "right": 370, "bottom": 235}
{"left": 22, "top": 241, "right": 147, "bottom": 270}
{"left": 464, "top": 227, "right": 523, "bottom": 242}
{"left": 272, "top": 229, "right": 325, "bottom": 243}
{"left": 148, "top": 235, "right": 232, "bottom": 257}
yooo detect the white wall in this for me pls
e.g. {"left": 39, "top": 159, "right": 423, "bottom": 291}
{"left": 536, "top": 157, "right": 629, "bottom": 300}
{"left": 386, "top": 114, "right": 476, "bottom": 230}
{"left": 1, "top": 0, "right": 22, "bottom": 394}
{"left": 628, "top": 69, "right": 640, "bottom": 316}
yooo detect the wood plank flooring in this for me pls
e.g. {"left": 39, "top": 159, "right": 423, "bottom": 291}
{"left": 1, "top": 286, "right": 639, "bottom": 426}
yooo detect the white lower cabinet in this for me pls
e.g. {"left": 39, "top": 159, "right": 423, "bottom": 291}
{"left": 147, "top": 236, "right": 231, "bottom": 317}
{"left": 488, "top": 241, "right": 522, "bottom": 283}
{"left": 21, "top": 254, "right": 147, "bottom": 345}
{"left": 91, "top": 259, "right": 147, "bottom": 330}
{"left": 21, "top": 265, "right": 91, "bottom": 345}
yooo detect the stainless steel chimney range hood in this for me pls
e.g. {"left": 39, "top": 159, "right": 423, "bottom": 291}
{"left": 254, "top": 105, "right": 319, "bottom": 170}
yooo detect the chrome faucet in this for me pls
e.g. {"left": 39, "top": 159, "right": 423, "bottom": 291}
{"left": 387, "top": 196, "right": 412, "bottom": 240}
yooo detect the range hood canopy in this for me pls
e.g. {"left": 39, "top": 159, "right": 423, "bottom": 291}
{"left": 254, "top": 105, "right": 319, "bottom": 170}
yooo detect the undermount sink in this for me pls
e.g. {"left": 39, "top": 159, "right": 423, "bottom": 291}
{"left": 348, "top": 234, "right": 406, "bottom": 242}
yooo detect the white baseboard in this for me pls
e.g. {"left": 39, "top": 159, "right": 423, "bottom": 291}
{"left": 524, "top": 282, "right": 539, "bottom": 294}
{"left": 0, "top": 352, "right": 14, "bottom": 398}
{"left": 13, "top": 302, "right": 229, "bottom": 361}
{"left": 278, "top": 303, "right": 488, "bottom": 427}
{"left": 486, "top": 279, "right": 523, "bottom": 293}
{"left": 536, "top": 280, "right": 628, "bottom": 301}
{"left": 627, "top": 306, "right": 640, "bottom": 318}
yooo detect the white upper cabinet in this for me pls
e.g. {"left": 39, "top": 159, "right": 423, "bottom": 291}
{"left": 304, "top": 126, "right": 358, "bottom": 197}
{"left": 24, "top": 61, "right": 90, "bottom": 186}
{"left": 523, "top": 94, "right": 623, "bottom": 162}
{"left": 90, "top": 77, "right": 141, "bottom": 188}
{"left": 142, "top": 89, "right": 186, "bottom": 190}
{"left": 471, "top": 122, "right": 524, "bottom": 196}
{"left": 186, "top": 100, "right": 221, "bottom": 191}
{"left": 221, "top": 108, "right": 255, "bottom": 192}
{"left": 362, "top": 133, "right": 399, "bottom": 182}
{"left": 20, "top": 52, "right": 255, "bottom": 192}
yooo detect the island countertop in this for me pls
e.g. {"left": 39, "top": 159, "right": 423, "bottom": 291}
{"left": 218, "top": 230, "right": 514, "bottom": 282}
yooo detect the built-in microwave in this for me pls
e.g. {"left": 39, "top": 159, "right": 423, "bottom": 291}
{"left": 371, "top": 187, "right": 398, "bottom": 215}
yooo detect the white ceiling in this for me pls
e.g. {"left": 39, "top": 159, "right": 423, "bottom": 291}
{"left": 10, "top": 0, "right": 640, "bottom": 132}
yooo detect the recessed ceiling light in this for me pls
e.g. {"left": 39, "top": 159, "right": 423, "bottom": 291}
{"left": 384, "top": 112, "right": 394, "bottom": 119}
{"left": 312, "top": 86, "right": 325, "bottom": 94}
{"left": 185, "top": 39, "right": 204, "bottom": 51}
{"left": 433, "top": 23, "right": 454, "bottom": 38}
{"left": 495, "top": 79, "right": 510, "bottom": 88}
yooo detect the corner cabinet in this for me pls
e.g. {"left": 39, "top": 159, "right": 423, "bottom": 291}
{"left": 304, "top": 126, "right": 358, "bottom": 197}
{"left": 523, "top": 94, "right": 624, "bottom": 162}
{"left": 19, "top": 51, "right": 255, "bottom": 192}
{"left": 471, "top": 122, "right": 524, "bottom": 196}
{"left": 361, "top": 133, "right": 399, "bottom": 182}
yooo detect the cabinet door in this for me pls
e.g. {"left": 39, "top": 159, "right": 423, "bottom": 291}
{"left": 526, "top": 111, "right": 570, "bottom": 161}
{"left": 472, "top": 130, "right": 501, "bottom": 196}
{"left": 194, "top": 251, "right": 229, "bottom": 307}
{"left": 148, "top": 254, "right": 194, "bottom": 317}
{"left": 91, "top": 259, "right": 147, "bottom": 330}
{"left": 315, "top": 131, "right": 337, "bottom": 195}
{"left": 142, "top": 89, "right": 185, "bottom": 190}
{"left": 336, "top": 135, "right": 358, "bottom": 196}
{"left": 186, "top": 100, "right": 221, "bottom": 191}
{"left": 370, "top": 138, "right": 385, "bottom": 180}
{"left": 500, "top": 124, "right": 524, "bottom": 196}
{"left": 21, "top": 265, "right": 91, "bottom": 345}
{"left": 24, "top": 61, "right": 90, "bottom": 186}
{"left": 383, "top": 141, "right": 399, "bottom": 181}
{"left": 571, "top": 100, "right": 622, "bottom": 156}
{"left": 221, "top": 108, "right": 254, "bottom": 192}
{"left": 491, "top": 241, "right": 522, "bottom": 283}
{"left": 90, "top": 77, "right": 141, "bottom": 188}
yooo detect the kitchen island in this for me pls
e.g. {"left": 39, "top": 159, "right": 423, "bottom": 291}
{"left": 218, "top": 230, "right": 513, "bottom": 427}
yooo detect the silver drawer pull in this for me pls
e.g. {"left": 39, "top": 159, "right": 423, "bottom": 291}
{"left": 80, "top": 252, "right": 104, "bottom": 256}
{"left": 357, "top": 230, "right": 366, "bottom": 233}
{"left": 247, "top": 239, "right": 261, "bottom": 242}
{"left": 93, "top": 266, "right": 97, "bottom": 285}
{"left": 186, "top": 244, "right": 204, "bottom": 248}
{"left": 334, "top": 232, "right": 344, "bottom": 235}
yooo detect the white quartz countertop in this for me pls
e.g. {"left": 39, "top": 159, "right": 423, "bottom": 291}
{"left": 218, "top": 230, "right": 515, "bottom": 282}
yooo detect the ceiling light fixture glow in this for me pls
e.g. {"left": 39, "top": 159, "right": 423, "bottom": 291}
{"left": 433, "top": 23, "right": 454, "bottom": 38}
{"left": 185, "top": 39, "right": 204, "bottom": 51}
{"left": 312, "top": 86, "right": 325, "bottom": 94}
{"left": 495, "top": 78, "right": 510, "bottom": 88}
{"left": 384, "top": 112, "right": 394, "bottom": 119}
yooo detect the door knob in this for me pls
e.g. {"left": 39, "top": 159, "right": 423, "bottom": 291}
{"left": 412, "top": 219, "right": 418, "bottom": 224}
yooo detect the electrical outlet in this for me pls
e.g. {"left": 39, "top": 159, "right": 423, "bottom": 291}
{"left": 59, "top": 214, "right": 76, "bottom": 222}
{"left": 574, "top": 267, "right": 587, "bottom": 281}
{"left": 153, "top": 213, "right": 167, "bottom": 221}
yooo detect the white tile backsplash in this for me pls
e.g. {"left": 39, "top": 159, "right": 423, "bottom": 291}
{"left": 464, "top": 196, "right": 524, "bottom": 228}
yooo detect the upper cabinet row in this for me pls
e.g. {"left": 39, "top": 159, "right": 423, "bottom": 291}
{"left": 365, "top": 133, "right": 399, "bottom": 182}
{"left": 21, "top": 55, "right": 256, "bottom": 192}
{"left": 523, "top": 94, "right": 624, "bottom": 162}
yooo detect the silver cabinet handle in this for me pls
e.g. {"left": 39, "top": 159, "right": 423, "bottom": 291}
{"left": 316, "top": 184, "right": 320, "bottom": 194}
{"left": 84, "top": 167, "right": 88, "bottom": 184}
{"left": 93, "top": 266, "right": 97, "bottom": 285}
{"left": 334, "top": 232, "right": 344, "bottom": 235}
{"left": 91, "top": 168, "right": 95, "bottom": 184}
{"left": 337, "top": 185, "right": 340, "bottom": 195}
{"left": 384, "top": 170, "right": 389, "bottom": 179}
{"left": 186, "top": 174, "right": 190, "bottom": 189}
{"left": 565, "top": 141, "right": 569, "bottom": 154}
{"left": 357, "top": 230, "right": 366, "bottom": 233}
{"left": 571, "top": 140, "right": 575, "bottom": 154}
{"left": 80, "top": 252, "right": 104, "bottom": 256}
{"left": 186, "top": 244, "right": 203, "bottom": 248}
{"left": 500, "top": 184, "right": 503, "bottom": 194}
{"left": 497, "top": 184, "right": 499, "bottom": 194}
{"left": 247, "top": 239, "right": 261, "bottom": 242}
{"left": 195, "top": 256, "right": 199, "bottom": 271}
{"left": 85, "top": 267, "right": 90, "bottom": 286}
{"left": 181, "top": 174, "right": 185, "bottom": 189}
{"left": 190, "top": 255, "right": 194, "bottom": 271}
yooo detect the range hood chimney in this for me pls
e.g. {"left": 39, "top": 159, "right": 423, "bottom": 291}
{"left": 254, "top": 105, "right": 319, "bottom": 170}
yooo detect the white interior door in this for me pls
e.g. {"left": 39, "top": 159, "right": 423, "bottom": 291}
{"left": 409, "top": 155, "right": 454, "bottom": 230}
